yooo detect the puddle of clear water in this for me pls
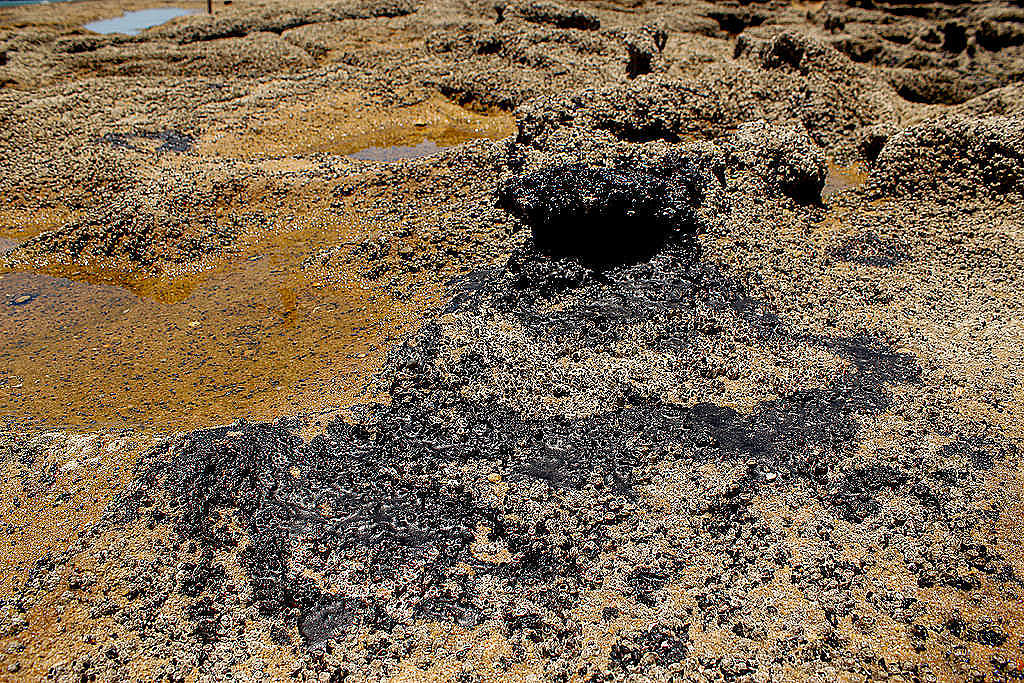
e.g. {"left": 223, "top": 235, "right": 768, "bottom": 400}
{"left": 823, "top": 161, "right": 869, "bottom": 200}
{"left": 84, "top": 7, "right": 198, "bottom": 35}
{"left": 348, "top": 139, "right": 444, "bottom": 163}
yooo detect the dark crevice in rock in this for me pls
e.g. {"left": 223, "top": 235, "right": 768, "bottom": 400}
{"left": 497, "top": 162, "right": 710, "bottom": 266}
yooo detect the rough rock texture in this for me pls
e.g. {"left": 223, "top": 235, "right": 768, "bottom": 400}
{"left": 2, "top": 0, "right": 1024, "bottom": 681}
{"left": 497, "top": 155, "right": 714, "bottom": 264}
{"left": 821, "top": 0, "right": 1024, "bottom": 104}
{"left": 874, "top": 114, "right": 1024, "bottom": 198}
{"left": 727, "top": 120, "right": 828, "bottom": 202}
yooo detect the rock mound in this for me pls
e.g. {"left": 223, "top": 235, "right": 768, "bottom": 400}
{"left": 875, "top": 115, "right": 1024, "bottom": 198}
{"left": 498, "top": 154, "right": 717, "bottom": 265}
{"left": 727, "top": 120, "right": 828, "bottom": 202}
{"left": 515, "top": 30, "right": 902, "bottom": 159}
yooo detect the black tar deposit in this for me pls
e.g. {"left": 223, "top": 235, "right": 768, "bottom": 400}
{"left": 94, "top": 158, "right": 1020, "bottom": 680}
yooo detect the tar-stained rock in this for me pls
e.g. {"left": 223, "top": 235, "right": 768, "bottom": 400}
{"left": 496, "top": 159, "right": 709, "bottom": 264}
{"left": 91, "top": 208, "right": 992, "bottom": 679}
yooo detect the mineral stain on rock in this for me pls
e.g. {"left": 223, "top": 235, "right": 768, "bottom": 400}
{"left": 198, "top": 94, "right": 516, "bottom": 161}
{"left": 0, "top": 217, "right": 438, "bottom": 430}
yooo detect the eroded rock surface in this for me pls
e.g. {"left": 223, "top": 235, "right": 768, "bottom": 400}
{"left": 1, "top": 0, "right": 1023, "bottom": 680}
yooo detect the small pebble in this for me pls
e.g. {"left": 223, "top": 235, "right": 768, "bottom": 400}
{"left": 12, "top": 295, "right": 32, "bottom": 305}
{"left": 765, "top": 472, "right": 777, "bottom": 482}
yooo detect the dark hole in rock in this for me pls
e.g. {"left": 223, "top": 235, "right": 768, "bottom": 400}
{"left": 476, "top": 37, "right": 503, "bottom": 55}
{"left": 895, "top": 82, "right": 945, "bottom": 105}
{"left": 626, "top": 47, "right": 652, "bottom": 78}
{"left": 881, "top": 31, "right": 912, "bottom": 46}
{"left": 977, "top": 20, "right": 1024, "bottom": 51}
{"left": 942, "top": 22, "right": 967, "bottom": 52}
{"left": 860, "top": 131, "right": 888, "bottom": 162}
{"left": 497, "top": 163, "right": 705, "bottom": 267}
{"left": 707, "top": 10, "right": 763, "bottom": 35}
{"left": 762, "top": 34, "right": 808, "bottom": 73}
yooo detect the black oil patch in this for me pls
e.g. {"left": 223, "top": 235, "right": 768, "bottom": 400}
{"left": 104, "top": 195, "right": 1010, "bottom": 665}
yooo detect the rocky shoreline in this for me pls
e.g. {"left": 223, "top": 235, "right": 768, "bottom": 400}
{"left": 1, "top": 0, "right": 1023, "bottom": 680}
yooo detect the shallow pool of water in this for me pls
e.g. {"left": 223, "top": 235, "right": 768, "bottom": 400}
{"left": 198, "top": 94, "right": 517, "bottom": 161}
{"left": 822, "top": 161, "right": 869, "bottom": 200}
{"left": 0, "top": 216, "right": 438, "bottom": 432}
{"left": 84, "top": 7, "right": 198, "bottom": 35}
{"left": 348, "top": 139, "right": 445, "bottom": 163}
